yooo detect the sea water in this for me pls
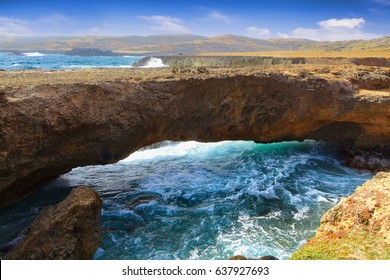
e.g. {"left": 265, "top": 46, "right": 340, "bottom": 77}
{"left": 0, "top": 141, "right": 372, "bottom": 259}
{"left": 0, "top": 52, "right": 148, "bottom": 70}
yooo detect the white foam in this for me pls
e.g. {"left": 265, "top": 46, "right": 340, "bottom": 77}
{"left": 120, "top": 141, "right": 235, "bottom": 163}
{"left": 293, "top": 206, "right": 310, "bottom": 221}
{"left": 140, "top": 57, "right": 167, "bottom": 68}
{"left": 22, "top": 52, "right": 44, "bottom": 57}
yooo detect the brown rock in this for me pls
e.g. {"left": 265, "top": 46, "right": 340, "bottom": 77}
{"left": 291, "top": 172, "right": 390, "bottom": 259}
{"left": 5, "top": 186, "right": 102, "bottom": 260}
{"left": 228, "top": 255, "right": 279, "bottom": 260}
{"left": 1, "top": 65, "right": 390, "bottom": 207}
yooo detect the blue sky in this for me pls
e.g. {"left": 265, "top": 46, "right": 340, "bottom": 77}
{"left": 0, "top": 0, "right": 389, "bottom": 40}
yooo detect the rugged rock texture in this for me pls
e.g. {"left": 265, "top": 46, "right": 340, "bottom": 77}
{"left": 291, "top": 172, "right": 390, "bottom": 260}
{"left": 134, "top": 56, "right": 390, "bottom": 68}
{"left": 4, "top": 186, "right": 102, "bottom": 260}
{"left": 228, "top": 255, "right": 279, "bottom": 260}
{"left": 133, "top": 56, "right": 306, "bottom": 67}
{"left": 1, "top": 65, "right": 390, "bottom": 207}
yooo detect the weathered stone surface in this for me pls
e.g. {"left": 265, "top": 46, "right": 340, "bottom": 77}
{"left": 5, "top": 186, "right": 102, "bottom": 260}
{"left": 291, "top": 172, "right": 390, "bottom": 259}
{"left": 1, "top": 65, "right": 390, "bottom": 207}
{"left": 228, "top": 255, "right": 279, "bottom": 260}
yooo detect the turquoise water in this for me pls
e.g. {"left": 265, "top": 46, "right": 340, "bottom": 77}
{"left": 0, "top": 141, "right": 372, "bottom": 259}
{"left": 0, "top": 52, "right": 141, "bottom": 70}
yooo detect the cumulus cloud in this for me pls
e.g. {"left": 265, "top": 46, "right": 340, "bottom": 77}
{"left": 317, "top": 18, "right": 365, "bottom": 29}
{"left": 138, "top": 15, "right": 189, "bottom": 33}
{"left": 0, "top": 16, "right": 30, "bottom": 35}
{"left": 39, "top": 13, "right": 72, "bottom": 26}
{"left": 207, "top": 12, "right": 232, "bottom": 24}
{"left": 285, "top": 18, "right": 381, "bottom": 41}
{"left": 246, "top": 26, "right": 271, "bottom": 37}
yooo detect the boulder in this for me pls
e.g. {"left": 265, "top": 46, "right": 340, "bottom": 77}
{"left": 228, "top": 255, "right": 279, "bottom": 260}
{"left": 5, "top": 186, "right": 102, "bottom": 260}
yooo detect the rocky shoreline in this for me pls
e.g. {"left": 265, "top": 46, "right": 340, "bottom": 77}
{"left": 134, "top": 55, "right": 390, "bottom": 68}
{"left": 1, "top": 62, "right": 390, "bottom": 259}
{"left": 4, "top": 186, "right": 102, "bottom": 260}
{"left": 291, "top": 172, "right": 390, "bottom": 259}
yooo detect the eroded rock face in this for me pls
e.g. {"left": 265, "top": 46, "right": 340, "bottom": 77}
{"left": 4, "top": 186, "right": 102, "bottom": 260}
{"left": 1, "top": 66, "right": 390, "bottom": 207}
{"left": 228, "top": 255, "right": 279, "bottom": 260}
{"left": 291, "top": 172, "right": 390, "bottom": 259}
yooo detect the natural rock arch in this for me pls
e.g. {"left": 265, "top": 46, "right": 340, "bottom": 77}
{"left": 1, "top": 67, "right": 390, "bottom": 207}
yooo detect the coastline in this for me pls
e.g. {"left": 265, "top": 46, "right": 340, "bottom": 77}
{"left": 1, "top": 62, "right": 390, "bottom": 259}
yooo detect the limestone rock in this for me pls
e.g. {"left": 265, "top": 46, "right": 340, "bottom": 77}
{"left": 5, "top": 186, "right": 102, "bottom": 260}
{"left": 291, "top": 172, "right": 390, "bottom": 259}
{"left": 1, "top": 65, "right": 390, "bottom": 207}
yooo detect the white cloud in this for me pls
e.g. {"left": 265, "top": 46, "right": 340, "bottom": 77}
{"left": 246, "top": 26, "right": 271, "bottom": 37}
{"left": 317, "top": 18, "right": 365, "bottom": 29}
{"left": 39, "top": 13, "right": 72, "bottom": 26}
{"left": 207, "top": 12, "right": 232, "bottom": 24}
{"left": 138, "top": 15, "right": 189, "bottom": 33}
{"left": 286, "top": 17, "right": 381, "bottom": 41}
{"left": 0, "top": 16, "right": 30, "bottom": 36}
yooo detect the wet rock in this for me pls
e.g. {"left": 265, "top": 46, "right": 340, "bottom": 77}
{"left": 5, "top": 186, "right": 102, "bottom": 260}
{"left": 228, "top": 255, "right": 279, "bottom": 260}
{"left": 259, "top": 255, "right": 279, "bottom": 260}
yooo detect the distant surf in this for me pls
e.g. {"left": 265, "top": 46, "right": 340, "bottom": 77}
{"left": 140, "top": 57, "right": 167, "bottom": 68}
{"left": 22, "top": 52, "right": 44, "bottom": 57}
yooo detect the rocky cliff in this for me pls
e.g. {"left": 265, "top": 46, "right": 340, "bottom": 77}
{"left": 291, "top": 172, "right": 390, "bottom": 259}
{"left": 4, "top": 186, "right": 102, "bottom": 259}
{"left": 1, "top": 65, "right": 390, "bottom": 207}
{"left": 134, "top": 56, "right": 390, "bottom": 68}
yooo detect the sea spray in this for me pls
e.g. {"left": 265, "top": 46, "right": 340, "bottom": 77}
{"left": 0, "top": 141, "right": 373, "bottom": 259}
{"left": 140, "top": 57, "right": 167, "bottom": 68}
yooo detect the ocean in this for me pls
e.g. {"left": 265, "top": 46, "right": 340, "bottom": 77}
{"left": 0, "top": 53, "right": 373, "bottom": 259}
{"left": 0, "top": 51, "right": 165, "bottom": 70}
{"left": 0, "top": 140, "right": 371, "bottom": 260}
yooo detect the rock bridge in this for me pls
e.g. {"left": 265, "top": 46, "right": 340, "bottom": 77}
{"left": 1, "top": 65, "right": 390, "bottom": 207}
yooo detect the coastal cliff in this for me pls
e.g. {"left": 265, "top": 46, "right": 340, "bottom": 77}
{"left": 291, "top": 172, "right": 390, "bottom": 259}
{"left": 134, "top": 55, "right": 390, "bottom": 68}
{"left": 1, "top": 65, "right": 390, "bottom": 208}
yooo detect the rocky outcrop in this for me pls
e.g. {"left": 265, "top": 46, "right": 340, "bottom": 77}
{"left": 229, "top": 255, "right": 279, "bottom": 260}
{"left": 1, "top": 65, "right": 390, "bottom": 207}
{"left": 291, "top": 172, "right": 390, "bottom": 259}
{"left": 65, "top": 48, "right": 119, "bottom": 56}
{"left": 134, "top": 56, "right": 390, "bottom": 68}
{"left": 133, "top": 56, "right": 306, "bottom": 67}
{"left": 4, "top": 186, "right": 102, "bottom": 260}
